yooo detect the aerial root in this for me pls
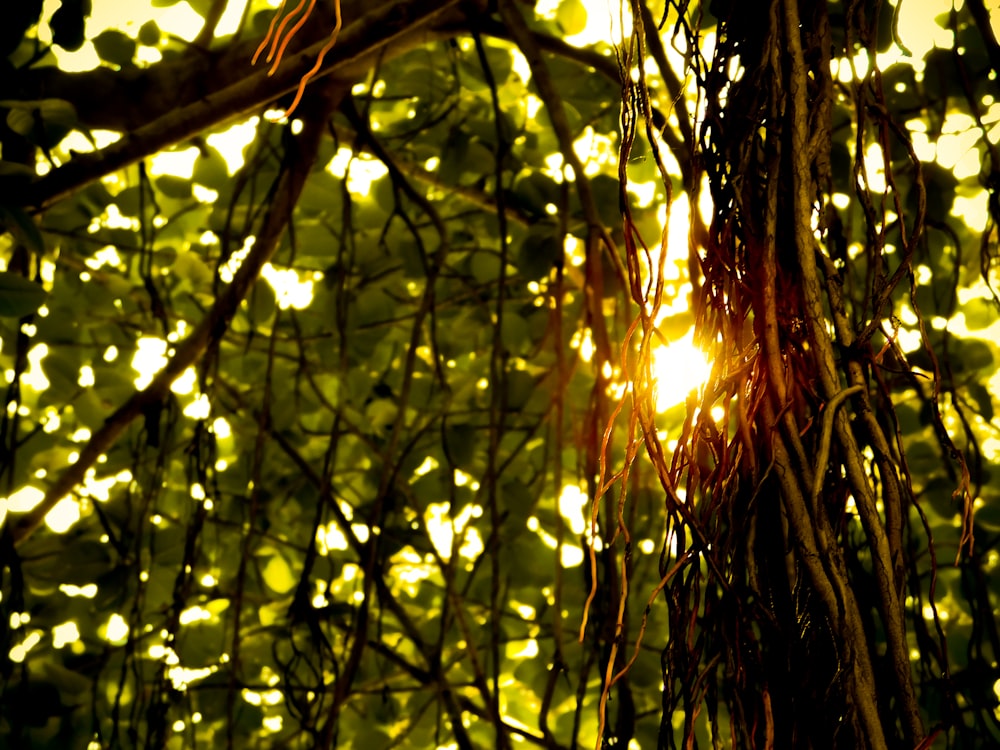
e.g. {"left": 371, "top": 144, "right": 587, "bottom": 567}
{"left": 252, "top": 0, "right": 343, "bottom": 119}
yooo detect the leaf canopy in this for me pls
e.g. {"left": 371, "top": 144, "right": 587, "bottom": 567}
{"left": 0, "top": 1, "right": 998, "bottom": 749}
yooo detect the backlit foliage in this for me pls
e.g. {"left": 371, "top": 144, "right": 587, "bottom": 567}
{"left": 0, "top": 1, "right": 997, "bottom": 749}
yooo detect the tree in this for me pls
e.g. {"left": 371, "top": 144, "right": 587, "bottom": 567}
{"left": 0, "top": 0, "right": 997, "bottom": 747}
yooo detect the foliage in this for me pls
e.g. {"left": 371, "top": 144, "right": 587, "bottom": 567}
{"left": 0, "top": 0, "right": 997, "bottom": 748}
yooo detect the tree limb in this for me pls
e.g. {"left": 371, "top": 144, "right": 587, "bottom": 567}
{"left": 0, "top": 0, "right": 467, "bottom": 210}
{"left": 192, "top": 0, "right": 231, "bottom": 49}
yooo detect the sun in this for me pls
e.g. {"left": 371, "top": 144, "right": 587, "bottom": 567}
{"left": 650, "top": 331, "right": 711, "bottom": 412}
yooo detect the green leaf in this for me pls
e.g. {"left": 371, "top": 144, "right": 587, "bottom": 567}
{"left": 962, "top": 296, "right": 998, "bottom": 331}
{"left": 155, "top": 174, "right": 193, "bottom": 199}
{"left": 137, "top": 20, "right": 161, "bottom": 47}
{"left": 504, "top": 369, "right": 536, "bottom": 410}
{"left": 966, "top": 381, "right": 994, "bottom": 422}
{"left": 92, "top": 29, "right": 136, "bottom": 67}
{"left": 512, "top": 171, "right": 560, "bottom": 217}
{"left": 501, "top": 479, "right": 534, "bottom": 521}
{"left": 262, "top": 554, "right": 297, "bottom": 595}
{"left": 459, "top": 43, "right": 513, "bottom": 90}
{"left": 2, "top": 98, "right": 77, "bottom": 141}
{"left": 49, "top": 0, "right": 89, "bottom": 51}
{"left": 954, "top": 338, "right": 994, "bottom": 371}
{"left": 247, "top": 279, "right": 276, "bottom": 326}
{"left": 517, "top": 225, "right": 561, "bottom": 281}
{"left": 192, "top": 147, "right": 229, "bottom": 190}
{"left": 0, "top": 0, "right": 43, "bottom": 58}
{"left": 39, "top": 348, "right": 81, "bottom": 394}
{"left": 500, "top": 312, "right": 529, "bottom": 354}
{"left": 172, "top": 248, "right": 213, "bottom": 289}
{"left": 40, "top": 661, "right": 92, "bottom": 700}
{"left": 470, "top": 249, "right": 503, "bottom": 284}
{"left": 0, "top": 204, "right": 46, "bottom": 255}
{"left": 557, "top": 0, "right": 588, "bottom": 36}
{"left": 590, "top": 173, "right": 621, "bottom": 227}
{"left": 438, "top": 129, "right": 469, "bottom": 186}
{"left": 444, "top": 424, "right": 478, "bottom": 469}
{"left": 0, "top": 272, "right": 46, "bottom": 317}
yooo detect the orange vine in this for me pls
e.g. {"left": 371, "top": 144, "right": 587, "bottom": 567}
{"left": 252, "top": 0, "right": 343, "bottom": 118}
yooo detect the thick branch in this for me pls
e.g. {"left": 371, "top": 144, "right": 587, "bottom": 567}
{"left": 9, "top": 82, "right": 342, "bottom": 548}
{"left": 192, "top": 0, "right": 231, "bottom": 49}
{"left": 7, "top": 0, "right": 470, "bottom": 133}
{"left": 782, "top": 0, "right": 922, "bottom": 744}
{"left": 966, "top": 0, "right": 1000, "bottom": 78}
{"left": 0, "top": 0, "right": 466, "bottom": 210}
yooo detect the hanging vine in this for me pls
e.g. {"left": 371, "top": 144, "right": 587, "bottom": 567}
{"left": 594, "top": 0, "right": 982, "bottom": 747}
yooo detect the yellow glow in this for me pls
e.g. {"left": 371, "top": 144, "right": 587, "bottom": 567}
{"left": 170, "top": 366, "right": 197, "bottom": 395}
{"left": 206, "top": 116, "right": 260, "bottom": 172}
{"left": 862, "top": 142, "right": 887, "bottom": 193}
{"left": 84, "top": 245, "right": 123, "bottom": 270}
{"left": 454, "top": 469, "right": 479, "bottom": 490}
{"left": 261, "top": 263, "right": 316, "bottom": 310}
{"left": 45, "top": 496, "right": 80, "bottom": 534}
{"left": 544, "top": 0, "right": 633, "bottom": 47}
{"left": 148, "top": 147, "right": 199, "bottom": 179}
{"left": 953, "top": 194, "right": 989, "bottom": 232}
{"left": 412, "top": 455, "right": 439, "bottom": 478}
{"left": 168, "top": 665, "right": 217, "bottom": 691}
{"left": 506, "top": 637, "right": 540, "bottom": 660}
{"left": 52, "top": 621, "right": 81, "bottom": 648}
{"left": 573, "top": 126, "right": 617, "bottom": 176}
{"left": 9, "top": 631, "right": 42, "bottom": 663}
{"left": 326, "top": 150, "right": 389, "bottom": 195}
{"left": 263, "top": 715, "right": 283, "bottom": 733}
{"left": 573, "top": 328, "right": 595, "bottom": 363}
{"left": 192, "top": 184, "right": 218, "bottom": 203}
{"left": 937, "top": 112, "right": 986, "bottom": 179}
{"left": 650, "top": 332, "right": 711, "bottom": 411}
{"left": 60, "top": 583, "right": 98, "bottom": 598}
{"left": 651, "top": 195, "right": 693, "bottom": 289}
{"left": 220, "top": 236, "right": 255, "bottom": 284}
{"left": 103, "top": 614, "right": 130, "bottom": 644}
{"left": 317, "top": 521, "right": 349, "bottom": 554}
{"left": 79, "top": 469, "right": 131, "bottom": 503}
{"left": 560, "top": 544, "right": 584, "bottom": 567}
{"left": 558, "top": 485, "right": 587, "bottom": 535}
{"left": 542, "top": 152, "right": 565, "bottom": 183}
{"left": 4, "top": 485, "right": 44, "bottom": 512}
{"left": 131, "top": 337, "right": 168, "bottom": 389}
{"left": 178, "top": 606, "right": 211, "bottom": 626}
{"left": 78, "top": 365, "right": 95, "bottom": 387}
{"left": 892, "top": 0, "right": 954, "bottom": 61}
{"left": 23, "top": 344, "right": 50, "bottom": 391}
{"left": 216, "top": 0, "right": 249, "bottom": 38}
{"left": 425, "top": 502, "right": 484, "bottom": 561}
{"left": 181, "top": 393, "right": 209, "bottom": 420}
{"left": 390, "top": 548, "right": 435, "bottom": 594}
{"left": 351, "top": 523, "right": 370, "bottom": 543}
{"left": 212, "top": 417, "right": 232, "bottom": 439}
